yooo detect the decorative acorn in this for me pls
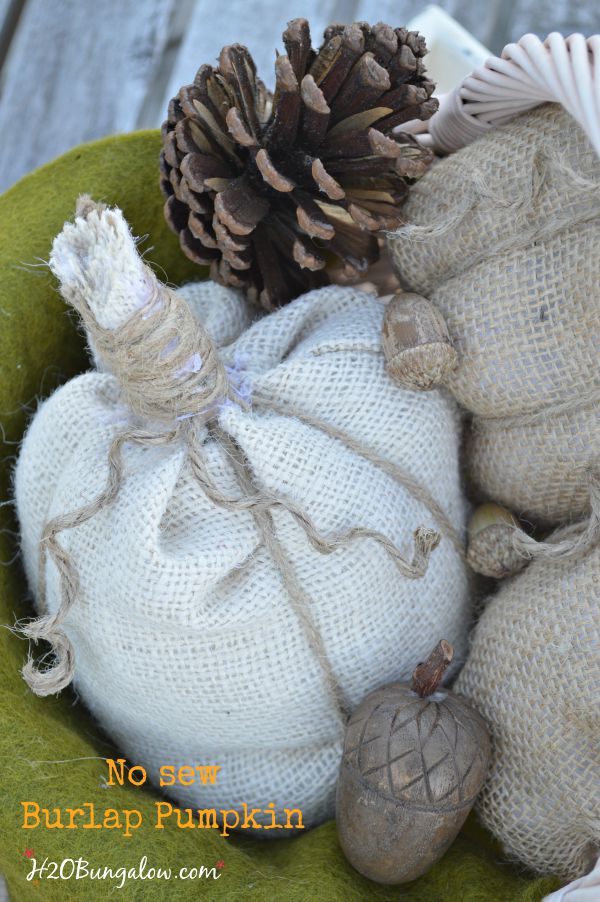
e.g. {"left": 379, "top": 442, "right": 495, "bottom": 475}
{"left": 336, "top": 640, "right": 490, "bottom": 885}
{"left": 382, "top": 291, "right": 457, "bottom": 390}
{"left": 160, "top": 20, "right": 436, "bottom": 309}
{"left": 467, "top": 503, "right": 528, "bottom": 578}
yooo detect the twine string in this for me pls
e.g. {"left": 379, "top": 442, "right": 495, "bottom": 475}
{"left": 250, "top": 392, "right": 465, "bottom": 559}
{"left": 508, "top": 469, "right": 600, "bottom": 566}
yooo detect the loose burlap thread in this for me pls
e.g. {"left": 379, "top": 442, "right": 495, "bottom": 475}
{"left": 16, "top": 201, "right": 470, "bottom": 828}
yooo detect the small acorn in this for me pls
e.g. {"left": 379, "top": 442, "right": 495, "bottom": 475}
{"left": 467, "top": 503, "right": 528, "bottom": 578}
{"left": 336, "top": 640, "right": 490, "bottom": 884}
{"left": 382, "top": 292, "right": 457, "bottom": 390}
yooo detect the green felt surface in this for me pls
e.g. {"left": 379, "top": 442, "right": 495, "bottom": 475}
{"left": 0, "top": 132, "right": 562, "bottom": 901}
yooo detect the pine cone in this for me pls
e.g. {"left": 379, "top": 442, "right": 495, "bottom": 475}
{"left": 160, "top": 20, "right": 436, "bottom": 309}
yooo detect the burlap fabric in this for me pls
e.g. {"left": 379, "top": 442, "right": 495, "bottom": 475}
{"left": 15, "top": 203, "right": 470, "bottom": 831}
{"left": 455, "top": 528, "right": 600, "bottom": 881}
{"left": 388, "top": 103, "right": 600, "bottom": 526}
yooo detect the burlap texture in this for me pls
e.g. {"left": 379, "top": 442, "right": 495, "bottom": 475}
{"left": 388, "top": 103, "right": 600, "bottom": 526}
{"left": 15, "top": 203, "right": 472, "bottom": 831}
{"left": 0, "top": 131, "right": 566, "bottom": 901}
{"left": 455, "top": 540, "right": 600, "bottom": 881}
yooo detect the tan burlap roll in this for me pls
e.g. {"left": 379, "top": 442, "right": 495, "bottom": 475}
{"left": 388, "top": 103, "right": 600, "bottom": 527}
{"left": 455, "top": 528, "right": 600, "bottom": 879}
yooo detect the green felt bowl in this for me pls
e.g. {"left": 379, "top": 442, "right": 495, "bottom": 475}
{"left": 0, "top": 133, "right": 561, "bottom": 901}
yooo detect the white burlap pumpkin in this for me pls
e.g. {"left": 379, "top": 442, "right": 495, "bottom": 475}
{"left": 388, "top": 104, "right": 600, "bottom": 528}
{"left": 15, "top": 202, "right": 470, "bottom": 830}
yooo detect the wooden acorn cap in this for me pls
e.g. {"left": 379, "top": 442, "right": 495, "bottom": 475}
{"left": 467, "top": 503, "right": 528, "bottom": 579}
{"left": 382, "top": 291, "right": 457, "bottom": 390}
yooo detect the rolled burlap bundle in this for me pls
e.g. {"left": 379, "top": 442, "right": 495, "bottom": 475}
{"left": 387, "top": 103, "right": 600, "bottom": 529}
{"left": 455, "top": 491, "right": 600, "bottom": 879}
{"left": 15, "top": 200, "right": 471, "bottom": 831}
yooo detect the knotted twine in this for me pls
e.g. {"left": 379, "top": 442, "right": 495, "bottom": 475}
{"left": 21, "top": 202, "right": 459, "bottom": 720}
{"left": 472, "top": 468, "right": 600, "bottom": 577}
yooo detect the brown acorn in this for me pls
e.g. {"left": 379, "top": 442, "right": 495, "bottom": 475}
{"left": 382, "top": 291, "right": 458, "bottom": 390}
{"left": 160, "top": 19, "right": 436, "bottom": 309}
{"left": 336, "top": 640, "right": 490, "bottom": 884}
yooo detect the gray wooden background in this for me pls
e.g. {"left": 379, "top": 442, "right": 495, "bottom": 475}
{"left": 0, "top": 0, "right": 597, "bottom": 193}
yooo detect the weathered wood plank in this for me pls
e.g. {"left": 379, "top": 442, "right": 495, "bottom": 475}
{"left": 2, "top": 0, "right": 598, "bottom": 193}
{"left": 0, "top": 0, "right": 175, "bottom": 192}
{"left": 505, "top": 0, "right": 599, "bottom": 45}
{"left": 160, "top": 0, "right": 349, "bottom": 109}
{"left": 159, "top": 0, "right": 502, "bottom": 121}
{"left": 0, "top": 0, "right": 24, "bottom": 73}
{"left": 0, "top": 0, "right": 13, "bottom": 26}
{"left": 135, "top": 0, "right": 196, "bottom": 129}
{"left": 353, "top": 1, "right": 422, "bottom": 29}
{"left": 354, "top": 0, "right": 503, "bottom": 51}
{"left": 436, "top": 0, "right": 505, "bottom": 49}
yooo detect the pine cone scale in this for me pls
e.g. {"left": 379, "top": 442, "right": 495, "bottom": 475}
{"left": 319, "top": 128, "right": 368, "bottom": 158}
{"left": 311, "top": 159, "right": 345, "bottom": 200}
{"left": 180, "top": 227, "right": 219, "bottom": 265}
{"left": 267, "top": 58, "right": 301, "bottom": 150}
{"left": 223, "top": 46, "right": 262, "bottom": 138}
{"left": 366, "top": 22, "right": 397, "bottom": 66}
{"left": 310, "top": 26, "right": 364, "bottom": 102}
{"left": 283, "top": 18, "right": 313, "bottom": 83}
{"left": 330, "top": 53, "right": 391, "bottom": 124}
{"left": 180, "top": 153, "right": 233, "bottom": 191}
{"left": 294, "top": 193, "right": 335, "bottom": 239}
{"left": 255, "top": 148, "right": 296, "bottom": 192}
{"left": 298, "top": 75, "right": 330, "bottom": 151}
{"left": 188, "top": 212, "right": 218, "bottom": 247}
{"left": 178, "top": 179, "right": 212, "bottom": 215}
{"left": 325, "top": 155, "right": 402, "bottom": 177}
{"left": 213, "top": 178, "right": 270, "bottom": 235}
{"left": 212, "top": 215, "right": 249, "bottom": 251}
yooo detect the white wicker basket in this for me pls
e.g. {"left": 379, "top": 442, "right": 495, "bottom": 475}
{"left": 420, "top": 31, "right": 600, "bottom": 157}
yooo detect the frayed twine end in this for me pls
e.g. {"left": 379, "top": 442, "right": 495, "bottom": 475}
{"left": 19, "top": 622, "right": 75, "bottom": 697}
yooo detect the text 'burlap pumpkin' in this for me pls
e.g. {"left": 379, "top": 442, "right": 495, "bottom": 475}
{"left": 455, "top": 487, "right": 600, "bottom": 880}
{"left": 15, "top": 200, "right": 470, "bottom": 830}
{"left": 388, "top": 103, "right": 600, "bottom": 529}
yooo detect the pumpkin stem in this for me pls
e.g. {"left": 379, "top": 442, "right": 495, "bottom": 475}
{"left": 411, "top": 640, "right": 454, "bottom": 697}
